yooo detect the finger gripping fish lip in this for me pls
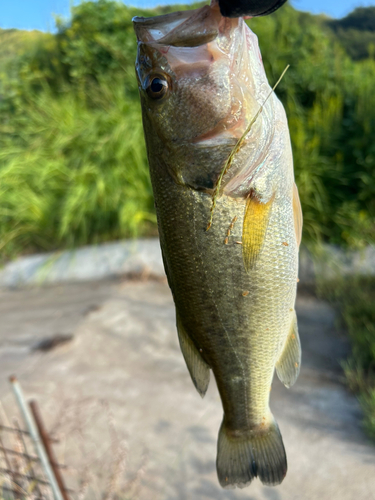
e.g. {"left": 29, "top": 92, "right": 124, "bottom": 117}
{"left": 217, "top": 0, "right": 288, "bottom": 18}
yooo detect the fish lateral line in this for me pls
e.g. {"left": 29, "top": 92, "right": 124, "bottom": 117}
{"left": 206, "top": 64, "right": 290, "bottom": 232}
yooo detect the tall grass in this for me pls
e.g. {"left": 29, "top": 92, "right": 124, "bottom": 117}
{"left": 0, "top": 81, "right": 155, "bottom": 262}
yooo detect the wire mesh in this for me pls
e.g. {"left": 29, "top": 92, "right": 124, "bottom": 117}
{"left": 0, "top": 420, "right": 70, "bottom": 500}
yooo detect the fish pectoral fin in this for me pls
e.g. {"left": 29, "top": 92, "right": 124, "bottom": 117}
{"left": 176, "top": 312, "right": 210, "bottom": 398}
{"left": 242, "top": 194, "right": 274, "bottom": 273}
{"left": 276, "top": 311, "right": 301, "bottom": 388}
{"left": 293, "top": 182, "right": 303, "bottom": 247}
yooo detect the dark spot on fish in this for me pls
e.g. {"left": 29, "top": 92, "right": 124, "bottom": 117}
{"left": 190, "top": 173, "right": 215, "bottom": 190}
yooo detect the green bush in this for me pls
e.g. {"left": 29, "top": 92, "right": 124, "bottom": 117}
{"left": 0, "top": 83, "right": 155, "bottom": 261}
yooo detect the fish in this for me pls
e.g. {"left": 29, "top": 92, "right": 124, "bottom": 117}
{"left": 133, "top": 0, "right": 302, "bottom": 489}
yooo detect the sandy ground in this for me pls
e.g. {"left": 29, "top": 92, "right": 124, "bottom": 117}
{"left": 0, "top": 278, "right": 374, "bottom": 499}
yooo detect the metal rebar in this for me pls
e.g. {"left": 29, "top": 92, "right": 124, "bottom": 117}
{"left": 9, "top": 376, "right": 64, "bottom": 500}
{"left": 29, "top": 400, "right": 71, "bottom": 500}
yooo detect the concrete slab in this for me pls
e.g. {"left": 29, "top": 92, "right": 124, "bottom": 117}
{"left": 2, "top": 238, "right": 375, "bottom": 288}
{"left": 0, "top": 239, "right": 164, "bottom": 288}
{"left": 0, "top": 280, "right": 373, "bottom": 499}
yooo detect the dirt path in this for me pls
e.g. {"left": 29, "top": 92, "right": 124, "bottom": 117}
{"left": 0, "top": 280, "right": 373, "bottom": 499}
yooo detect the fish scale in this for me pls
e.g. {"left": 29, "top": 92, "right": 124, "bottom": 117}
{"left": 134, "top": 1, "right": 302, "bottom": 489}
{"left": 153, "top": 162, "right": 296, "bottom": 429}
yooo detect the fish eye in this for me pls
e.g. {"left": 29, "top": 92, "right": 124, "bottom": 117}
{"left": 146, "top": 74, "right": 169, "bottom": 100}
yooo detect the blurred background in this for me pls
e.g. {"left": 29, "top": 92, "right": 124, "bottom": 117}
{"left": 1, "top": 0, "right": 375, "bottom": 260}
{"left": 0, "top": 0, "right": 375, "bottom": 260}
{"left": 0, "top": 1, "right": 375, "bottom": 498}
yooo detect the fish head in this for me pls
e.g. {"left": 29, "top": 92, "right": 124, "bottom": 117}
{"left": 134, "top": 3, "right": 275, "bottom": 195}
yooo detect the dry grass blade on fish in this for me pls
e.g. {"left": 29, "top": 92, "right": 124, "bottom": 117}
{"left": 206, "top": 64, "right": 290, "bottom": 232}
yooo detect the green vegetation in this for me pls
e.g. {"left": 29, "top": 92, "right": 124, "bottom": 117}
{"left": 318, "top": 277, "right": 375, "bottom": 439}
{"left": 0, "top": 28, "right": 45, "bottom": 71}
{"left": 1, "top": 0, "right": 375, "bottom": 261}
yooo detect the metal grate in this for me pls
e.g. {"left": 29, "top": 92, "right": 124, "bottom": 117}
{"left": 0, "top": 378, "right": 72, "bottom": 500}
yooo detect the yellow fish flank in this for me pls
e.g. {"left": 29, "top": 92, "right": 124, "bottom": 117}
{"left": 134, "top": 1, "right": 303, "bottom": 489}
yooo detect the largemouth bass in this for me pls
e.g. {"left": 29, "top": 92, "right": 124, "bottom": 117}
{"left": 134, "top": 1, "right": 302, "bottom": 489}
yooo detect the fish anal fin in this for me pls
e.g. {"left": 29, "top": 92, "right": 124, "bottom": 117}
{"left": 176, "top": 313, "right": 210, "bottom": 398}
{"left": 242, "top": 194, "right": 274, "bottom": 273}
{"left": 276, "top": 311, "right": 301, "bottom": 388}
{"left": 292, "top": 182, "right": 303, "bottom": 247}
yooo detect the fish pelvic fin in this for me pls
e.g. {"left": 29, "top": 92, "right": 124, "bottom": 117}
{"left": 293, "top": 182, "right": 303, "bottom": 247}
{"left": 276, "top": 311, "right": 301, "bottom": 388}
{"left": 242, "top": 194, "right": 274, "bottom": 273}
{"left": 176, "top": 312, "right": 210, "bottom": 398}
{"left": 216, "top": 416, "right": 287, "bottom": 489}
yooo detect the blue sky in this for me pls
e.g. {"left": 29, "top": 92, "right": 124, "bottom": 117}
{"left": 1, "top": 0, "right": 374, "bottom": 31}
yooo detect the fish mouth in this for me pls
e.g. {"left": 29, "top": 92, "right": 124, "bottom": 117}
{"left": 133, "top": 4, "right": 226, "bottom": 47}
{"left": 134, "top": 2, "right": 275, "bottom": 198}
{"left": 133, "top": 6, "right": 251, "bottom": 149}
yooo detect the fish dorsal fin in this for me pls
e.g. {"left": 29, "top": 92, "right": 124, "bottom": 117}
{"left": 276, "top": 311, "right": 301, "bottom": 388}
{"left": 176, "top": 312, "right": 210, "bottom": 398}
{"left": 242, "top": 194, "right": 274, "bottom": 273}
{"left": 292, "top": 182, "right": 303, "bottom": 247}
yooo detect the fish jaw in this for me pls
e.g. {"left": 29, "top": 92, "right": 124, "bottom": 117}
{"left": 134, "top": 4, "right": 276, "bottom": 196}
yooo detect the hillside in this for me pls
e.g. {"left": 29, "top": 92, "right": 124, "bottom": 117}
{"left": 0, "top": 28, "right": 46, "bottom": 70}
{"left": 328, "top": 7, "right": 375, "bottom": 59}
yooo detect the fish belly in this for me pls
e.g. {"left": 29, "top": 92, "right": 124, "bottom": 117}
{"left": 153, "top": 166, "right": 297, "bottom": 414}
{"left": 151, "top": 160, "right": 297, "bottom": 487}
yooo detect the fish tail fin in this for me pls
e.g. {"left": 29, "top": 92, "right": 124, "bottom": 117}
{"left": 216, "top": 416, "right": 287, "bottom": 489}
